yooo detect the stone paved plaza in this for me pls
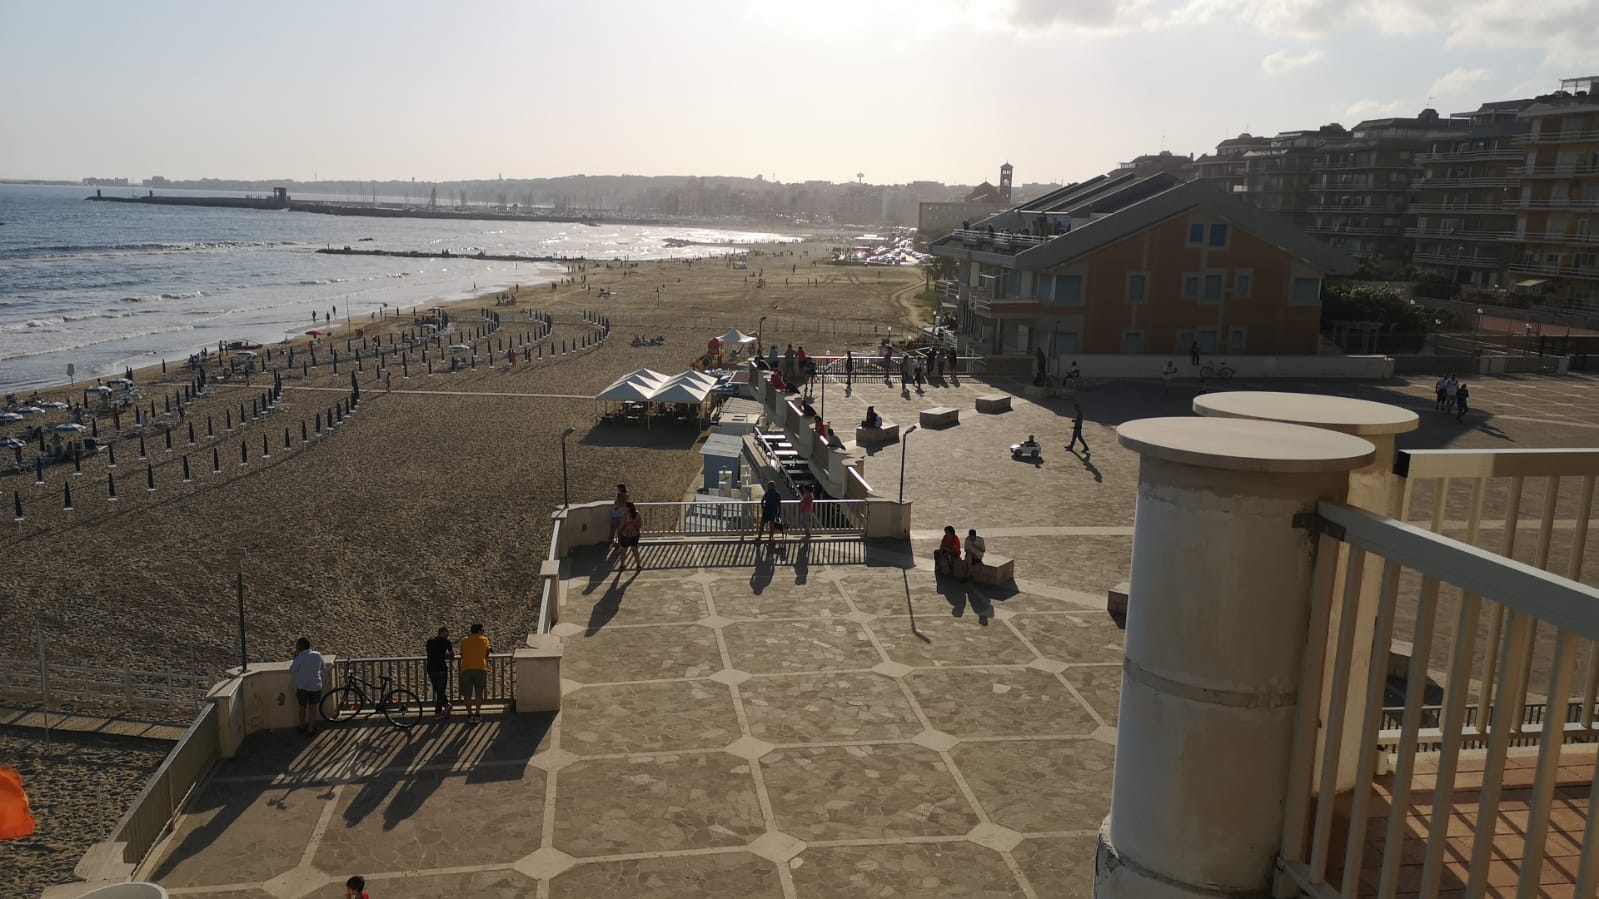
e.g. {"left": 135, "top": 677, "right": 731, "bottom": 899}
{"left": 136, "top": 372, "right": 1599, "bottom": 898}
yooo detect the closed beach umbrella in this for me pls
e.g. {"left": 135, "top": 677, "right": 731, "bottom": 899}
{"left": 138, "top": 434, "right": 147, "bottom": 460}
{"left": 240, "top": 441, "right": 248, "bottom": 466}
{"left": 91, "top": 418, "right": 98, "bottom": 438}
{"left": 107, "top": 444, "right": 117, "bottom": 469}
{"left": 188, "top": 421, "right": 196, "bottom": 445}
{"left": 73, "top": 446, "right": 82, "bottom": 477}
{"left": 12, "top": 490, "right": 22, "bottom": 522}
{"left": 300, "top": 420, "right": 308, "bottom": 442}
{"left": 107, "top": 472, "right": 117, "bottom": 503}
{"left": 182, "top": 454, "right": 191, "bottom": 483}
{"left": 225, "top": 410, "right": 232, "bottom": 432}
{"left": 164, "top": 429, "right": 172, "bottom": 453}
{"left": 35, "top": 457, "right": 44, "bottom": 486}
{"left": 212, "top": 447, "right": 221, "bottom": 473}
{"left": 261, "top": 432, "right": 269, "bottom": 458}
{"left": 283, "top": 427, "right": 290, "bottom": 449}
{"left": 145, "top": 463, "right": 155, "bottom": 492}
{"left": 63, "top": 482, "right": 73, "bottom": 511}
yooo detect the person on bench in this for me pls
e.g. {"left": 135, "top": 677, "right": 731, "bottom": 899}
{"left": 861, "top": 406, "right": 882, "bottom": 429}
{"left": 1010, "top": 435, "right": 1041, "bottom": 460}
{"left": 1064, "top": 361, "right": 1081, "bottom": 382}
{"left": 963, "top": 528, "right": 986, "bottom": 581}
{"left": 934, "top": 525, "right": 964, "bottom": 577}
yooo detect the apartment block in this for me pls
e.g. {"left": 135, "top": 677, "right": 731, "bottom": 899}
{"left": 1408, "top": 100, "right": 1530, "bottom": 287}
{"left": 1308, "top": 110, "right": 1451, "bottom": 263}
{"left": 1508, "top": 77, "right": 1599, "bottom": 306}
{"left": 1194, "top": 133, "right": 1271, "bottom": 195}
{"left": 1236, "top": 125, "right": 1348, "bottom": 230}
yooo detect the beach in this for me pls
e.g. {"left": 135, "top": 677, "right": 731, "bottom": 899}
{"left": 0, "top": 237, "right": 927, "bottom": 892}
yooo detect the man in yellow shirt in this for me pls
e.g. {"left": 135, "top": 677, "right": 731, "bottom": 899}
{"left": 459, "top": 622, "right": 492, "bottom": 722}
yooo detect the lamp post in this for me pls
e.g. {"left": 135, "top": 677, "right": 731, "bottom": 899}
{"left": 560, "top": 426, "right": 576, "bottom": 508}
{"left": 1475, "top": 307, "right": 1484, "bottom": 335}
{"left": 898, "top": 425, "right": 918, "bottom": 503}
{"left": 227, "top": 547, "right": 247, "bottom": 672}
{"left": 758, "top": 315, "right": 767, "bottom": 356}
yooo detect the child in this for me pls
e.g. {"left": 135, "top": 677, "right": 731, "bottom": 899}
{"left": 346, "top": 875, "right": 369, "bottom": 899}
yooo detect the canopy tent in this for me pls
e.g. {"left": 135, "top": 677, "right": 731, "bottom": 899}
{"left": 717, "top": 329, "right": 758, "bottom": 346}
{"left": 595, "top": 368, "right": 723, "bottom": 427}
{"left": 651, "top": 373, "right": 717, "bottom": 404}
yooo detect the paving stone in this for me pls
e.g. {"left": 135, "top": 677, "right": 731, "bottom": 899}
{"left": 837, "top": 570, "right": 942, "bottom": 616}
{"left": 1011, "top": 613, "right": 1126, "bottom": 665}
{"left": 365, "top": 868, "right": 541, "bottom": 898}
{"left": 567, "top": 575, "right": 710, "bottom": 628}
{"left": 951, "top": 740, "right": 1114, "bottom": 834}
{"left": 790, "top": 842, "right": 1028, "bottom": 898}
{"left": 722, "top": 619, "right": 881, "bottom": 674}
{"left": 549, "top": 852, "right": 784, "bottom": 899}
{"left": 1013, "top": 835, "right": 1099, "bottom": 898}
{"left": 314, "top": 770, "right": 544, "bottom": 872}
{"left": 145, "top": 780, "right": 329, "bottom": 887}
{"left": 908, "top": 667, "right": 1099, "bottom": 738}
{"left": 740, "top": 671, "right": 923, "bottom": 744}
{"left": 552, "top": 754, "right": 764, "bottom": 857}
{"left": 562, "top": 680, "right": 740, "bottom": 755}
{"left": 1063, "top": 665, "right": 1124, "bottom": 725}
{"left": 870, "top": 615, "right": 1037, "bottom": 668}
{"left": 707, "top": 576, "right": 848, "bottom": 618}
{"left": 761, "top": 744, "right": 979, "bottom": 841}
{"left": 560, "top": 623, "right": 722, "bottom": 683}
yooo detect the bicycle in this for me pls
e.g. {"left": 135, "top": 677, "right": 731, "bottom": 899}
{"left": 1199, "top": 360, "right": 1234, "bottom": 379}
{"left": 320, "top": 666, "right": 423, "bottom": 730}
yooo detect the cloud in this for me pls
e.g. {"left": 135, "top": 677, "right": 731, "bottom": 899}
{"left": 999, "top": 0, "right": 1164, "bottom": 32}
{"left": 1261, "top": 47, "right": 1325, "bottom": 75}
{"left": 1345, "top": 98, "right": 1411, "bottom": 119}
{"left": 1428, "top": 66, "right": 1493, "bottom": 98}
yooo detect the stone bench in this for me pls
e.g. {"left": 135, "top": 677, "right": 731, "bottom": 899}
{"left": 971, "top": 554, "right": 1015, "bottom": 587}
{"left": 1108, "top": 580, "right": 1130, "bottom": 616}
{"left": 975, "top": 394, "right": 1012, "bottom": 413}
{"left": 919, "top": 406, "right": 959, "bottom": 428}
{"left": 855, "top": 423, "right": 900, "bottom": 446}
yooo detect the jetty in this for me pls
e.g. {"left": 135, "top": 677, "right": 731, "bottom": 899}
{"left": 316, "top": 247, "right": 587, "bottom": 263}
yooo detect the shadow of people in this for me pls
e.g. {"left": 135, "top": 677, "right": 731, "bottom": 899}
{"left": 586, "top": 569, "right": 638, "bottom": 636}
{"left": 582, "top": 547, "right": 618, "bottom": 595}
{"left": 1071, "top": 448, "right": 1103, "bottom": 483}
{"left": 937, "top": 577, "right": 992, "bottom": 625}
{"left": 750, "top": 546, "right": 775, "bottom": 594}
{"left": 793, "top": 539, "right": 810, "bottom": 584}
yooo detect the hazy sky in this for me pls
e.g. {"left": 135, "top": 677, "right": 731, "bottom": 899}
{"left": 3, "top": 0, "right": 1593, "bottom": 185}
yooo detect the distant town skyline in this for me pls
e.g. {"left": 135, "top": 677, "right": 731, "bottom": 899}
{"left": 3, "top": 0, "right": 1591, "bottom": 185}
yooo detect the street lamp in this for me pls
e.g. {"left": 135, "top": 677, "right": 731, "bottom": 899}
{"left": 898, "top": 425, "right": 918, "bottom": 503}
{"left": 1475, "top": 307, "right": 1484, "bottom": 334}
{"left": 758, "top": 315, "right": 767, "bottom": 356}
{"left": 560, "top": 426, "right": 576, "bottom": 508}
{"left": 227, "top": 547, "right": 247, "bottom": 672}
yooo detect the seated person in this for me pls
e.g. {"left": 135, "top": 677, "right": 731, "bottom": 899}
{"left": 769, "top": 370, "right": 787, "bottom": 392}
{"left": 814, "top": 419, "right": 829, "bottom": 440}
{"left": 800, "top": 400, "right": 818, "bottom": 418}
{"left": 933, "top": 525, "right": 963, "bottom": 576}
{"left": 1010, "top": 435, "right": 1041, "bottom": 459}
{"left": 860, "top": 406, "right": 883, "bottom": 429}
{"left": 963, "top": 529, "right": 986, "bottom": 572}
{"left": 1065, "top": 362, "right": 1081, "bottom": 381}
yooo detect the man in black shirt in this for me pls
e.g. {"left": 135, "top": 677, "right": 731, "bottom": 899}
{"left": 425, "top": 627, "right": 454, "bottom": 718}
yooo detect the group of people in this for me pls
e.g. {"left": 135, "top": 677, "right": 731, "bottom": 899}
{"left": 757, "top": 480, "right": 817, "bottom": 540}
{"left": 934, "top": 526, "right": 987, "bottom": 579}
{"left": 611, "top": 484, "right": 645, "bottom": 570}
{"left": 1434, "top": 375, "right": 1473, "bottom": 422}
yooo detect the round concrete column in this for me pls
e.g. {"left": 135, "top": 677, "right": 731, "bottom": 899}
{"left": 1096, "top": 417, "right": 1374, "bottom": 899}
{"left": 1194, "top": 392, "right": 1418, "bottom": 793}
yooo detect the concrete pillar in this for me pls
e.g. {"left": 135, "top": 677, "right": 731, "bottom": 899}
{"left": 1097, "top": 417, "right": 1373, "bottom": 899}
{"left": 1193, "top": 392, "right": 1418, "bottom": 791}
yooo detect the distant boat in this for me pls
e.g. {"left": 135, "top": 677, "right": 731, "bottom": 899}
{"left": 225, "top": 339, "right": 263, "bottom": 350}
{"left": 358, "top": 237, "right": 374, "bottom": 241}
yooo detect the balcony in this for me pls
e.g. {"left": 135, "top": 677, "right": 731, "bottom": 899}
{"left": 1306, "top": 225, "right": 1399, "bottom": 237}
{"left": 1416, "top": 147, "right": 1523, "bottom": 163}
{"left": 1408, "top": 202, "right": 1514, "bottom": 214}
{"left": 1404, "top": 227, "right": 1511, "bottom": 241}
{"left": 1310, "top": 183, "right": 1408, "bottom": 193}
{"left": 1312, "top": 159, "right": 1414, "bottom": 171}
{"left": 1515, "top": 127, "right": 1599, "bottom": 144}
{"left": 1510, "top": 230, "right": 1599, "bottom": 246}
{"left": 1509, "top": 260, "right": 1599, "bottom": 280}
{"left": 1411, "top": 251, "right": 1503, "bottom": 268}
{"left": 1510, "top": 162, "right": 1599, "bottom": 178}
{"left": 951, "top": 228, "right": 1049, "bottom": 255}
{"left": 1411, "top": 176, "right": 1513, "bottom": 189}
{"left": 1512, "top": 198, "right": 1599, "bottom": 211}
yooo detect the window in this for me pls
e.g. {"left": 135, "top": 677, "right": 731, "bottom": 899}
{"left": 1291, "top": 277, "right": 1321, "bottom": 305}
{"left": 1208, "top": 224, "right": 1229, "bottom": 247}
{"left": 1234, "top": 269, "right": 1253, "bottom": 298}
{"left": 1202, "top": 273, "right": 1224, "bottom": 302}
{"left": 1002, "top": 270, "right": 1020, "bottom": 298}
{"left": 1035, "top": 273, "right": 1054, "bottom": 301}
{"left": 1197, "top": 328, "right": 1219, "bottom": 353}
{"left": 1054, "top": 274, "right": 1084, "bottom": 304}
{"left": 1182, "top": 274, "right": 1201, "bottom": 299}
{"left": 1126, "top": 272, "right": 1147, "bottom": 303}
{"left": 1188, "top": 223, "right": 1205, "bottom": 244}
{"left": 1176, "top": 329, "right": 1194, "bottom": 354}
{"left": 1121, "top": 330, "right": 1144, "bottom": 354}
{"left": 1227, "top": 327, "right": 1247, "bottom": 353}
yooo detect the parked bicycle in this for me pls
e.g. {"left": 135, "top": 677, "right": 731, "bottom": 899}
{"left": 1199, "top": 360, "right": 1235, "bottom": 379}
{"left": 320, "top": 665, "right": 422, "bottom": 730}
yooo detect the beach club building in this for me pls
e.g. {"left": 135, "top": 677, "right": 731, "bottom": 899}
{"left": 928, "top": 172, "right": 1357, "bottom": 374}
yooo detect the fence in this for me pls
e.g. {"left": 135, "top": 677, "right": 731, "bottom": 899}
{"left": 631, "top": 499, "right": 866, "bottom": 538}
{"left": 0, "top": 646, "right": 213, "bottom": 714}
{"left": 337, "top": 654, "right": 516, "bottom": 707}
{"left": 809, "top": 352, "right": 986, "bottom": 382}
{"left": 1277, "top": 498, "right": 1599, "bottom": 898}
{"left": 110, "top": 702, "right": 219, "bottom": 865}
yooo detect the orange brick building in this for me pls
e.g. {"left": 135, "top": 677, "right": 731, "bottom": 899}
{"left": 928, "top": 173, "right": 1355, "bottom": 369}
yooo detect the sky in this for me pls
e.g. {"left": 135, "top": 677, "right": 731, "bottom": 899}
{"left": 2, "top": 0, "right": 1594, "bottom": 186}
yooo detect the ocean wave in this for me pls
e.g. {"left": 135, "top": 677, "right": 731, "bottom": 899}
{"left": 0, "top": 317, "right": 66, "bottom": 333}
{"left": 0, "top": 323, "right": 198, "bottom": 362}
{"left": 4, "top": 239, "right": 297, "bottom": 260}
{"left": 118, "top": 290, "right": 207, "bottom": 303}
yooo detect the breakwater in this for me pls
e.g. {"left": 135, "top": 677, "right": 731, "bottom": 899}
{"left": 317, "top": 247, "right": 586, "bottom": 263}
{"left": 84, "top": 192, "right": 679, "bottom": 228}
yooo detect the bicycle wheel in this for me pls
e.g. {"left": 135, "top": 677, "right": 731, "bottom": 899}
{"left": 320, "top": 686, "right": 364, "bottom": 723}
{"left": 1219, "top": 366, "right": 1234, "bottom": 379}
{"left": 379, "top": 688, "right": 423, "bottom": 730}
{"left": 1199, "top": 365, "right": 1215, "bottom": 379}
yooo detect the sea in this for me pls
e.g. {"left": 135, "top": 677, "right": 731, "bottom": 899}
{"left": 0, "top": 183, "right": 791, "bottom": 392}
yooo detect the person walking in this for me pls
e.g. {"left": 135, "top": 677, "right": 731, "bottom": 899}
{"left": 799, "top": 485, "right": 815, "bottom": 539}
{"left": 882, "top": 345, "right": 894, "bottom": 384}
{"left": 948, "top": 346, "right": 959, "bottom": 385}
{"left": 757, "top": 481, "right": 783, "bottom": 541}
{"left": 610, "top": 484, "right": 630, "bottom": 548}
{"left": 1190, "top": 341, "right": 1201, "bottom": 367}
{"left": 1434, "top": 375, "right": 1449, "bottom": 411}
{"left": 289, "top": 637, "right": 323, "bottom": 737}
{"left": 1161, "top": 361, "right": 1178, "bottom": 395}
{"left": 1443, "top": 375, "right": 1459, "bottom": 413}
{"left": 1455, "top": 380, "right": 1470, "bottom": 422}
{"left": 425, "top": 627, "right": 454, "bottom": 718}
{"left": 1066, "top": 402, "right": 1090, "bottom": 457}
{"left": 844, "top": 350, "right": 854, "bottom": 389}
{"left": 459, "top": 623, "right": 491, "bottom": 723}
{"left": 618, "top": 501, "right": 644, "bottom": 570}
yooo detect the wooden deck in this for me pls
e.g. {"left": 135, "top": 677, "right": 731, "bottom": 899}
{"left": 1326, "top": 745, "right": 1597, "bottom": 897}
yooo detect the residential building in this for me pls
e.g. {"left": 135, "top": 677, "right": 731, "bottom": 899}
{"left": 1308, "top": 110, "right": 1451, "bottom": 265}
{"left": 1115, "top": 150, "right": 1196, "bottom": 179}
{"left": 1237, "top": 125, "right": 1348, "bottom": 230}
{"left": 927, "top": 173, "right": 1355, "bottom": 368}
{"left": 1408, "top": 99, "right": 1531, "bottom": 287}
{"left": 1194, "top": 133, "right": 1271, "bottom": 195}
{"left": 1508, "top": 77, "right": 1599, "bottom": 306}
{"left": 916, "top": 163, "right": 1022, "bottom": 243}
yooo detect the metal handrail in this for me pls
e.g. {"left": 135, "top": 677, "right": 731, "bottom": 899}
{"left": 114, "top": 703, "right": 218, "bottom": 866}
{"left": 629, "top": 499, "right": 867, "bottom": 537}
{"left": 339, "top": 653, "right": 516, "bottom": 705}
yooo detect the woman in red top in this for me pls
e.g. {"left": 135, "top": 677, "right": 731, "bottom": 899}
{"left": 934, "top": 525, "right": 962, "bottom": 577}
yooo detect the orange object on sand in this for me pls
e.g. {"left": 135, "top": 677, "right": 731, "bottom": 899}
{"left": 0, "top": 766, "right": 36, "bottom": 840}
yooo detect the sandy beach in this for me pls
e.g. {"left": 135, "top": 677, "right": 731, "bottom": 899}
{"left": 0, "top": 236, "right": 926, "bottom": 891}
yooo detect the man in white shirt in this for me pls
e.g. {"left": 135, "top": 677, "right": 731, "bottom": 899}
{"left": 289, "top": 637, "right": 324, "bottom": 736}
{"left": 1161, "top": 361, "right": 1178, "bottom": 395}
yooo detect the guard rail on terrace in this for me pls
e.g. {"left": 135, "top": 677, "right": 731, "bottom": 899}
{"left": 631, "top": 499, "right": 866, "bottom": 538}
{"left": 950, "top": 228, "right": 1051, "bottom": 253}
{"left": 338, "top": 653, "right": 516, "bottom": 706}
{"left": 110, "top": 702, "right": 219, "bottom": 865}
{"left": 0, "top": 653, "right": 213, "bottom": 713}
{"left": 1276, "top": 448, "right": 1599, "bottom": 898}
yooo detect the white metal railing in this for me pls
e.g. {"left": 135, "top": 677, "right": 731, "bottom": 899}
{"left": 630, "top": 499, "right": 866, "bottom": 537}
{"left": 1278, "top": 449, "right": 1599, "bottom": 898}
{"left": 1517, "top": 128, "right": 1599, "bottom": 144}
{"left": 1509, "top": 260, "right": 1599, "bottom": 279}
{"left": 952, "top": 228, "right": 1050, "bottom": 251}
{"left": 339, "top": 654, "right": 515, "bottom": 706}
{"left": 113, "top": 703, "right": 218, "bottom": 866}
{"left": 1508, "top": 230, "right": 1599, "bottom": 244}
{"left": 0, "top": 653, "right": 213, "bottom": 713}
